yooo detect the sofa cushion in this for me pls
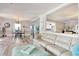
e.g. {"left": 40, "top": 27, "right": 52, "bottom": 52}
{"left": 56, "top": 36, "right": 71, "bottom": 44}
{"left": 71, "top": 38, "right": 79, "bottom": 47}
{"left": 41, "top": 33, "right": 57, "bottom": 45}
{"left": 41, "top": 36, "right": 55, "bottom": 44}
{"left": 46, "top": 45, "right": 70, "bottom": 56}
{"left": 36, "top": 39, "right": 52, "bottom": 47}
{"left": 55, "top": 36, "right": 72, "bottom": 50}
{"left": 41, "top": 33, "right": 57, "bottom": 40}
{"left": 55, "top": 40, "right": 70, "bottom": 50}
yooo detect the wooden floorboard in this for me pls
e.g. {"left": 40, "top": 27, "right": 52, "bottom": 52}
{"left": 0, "top": 37, "right": 32, "bottom": 56}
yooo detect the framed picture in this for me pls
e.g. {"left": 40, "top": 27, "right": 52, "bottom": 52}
{"left": 4, "top": 23, "right": 10, "bottom": 28}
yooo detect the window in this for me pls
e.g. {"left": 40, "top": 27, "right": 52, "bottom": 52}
{"left": 14, "top": 23, "right": 21, "bottom": 30}
{"left": 46, "top": 21, "right": 56, "bottom": 32}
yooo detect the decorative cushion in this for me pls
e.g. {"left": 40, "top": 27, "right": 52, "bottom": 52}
{"left": 71, "top": 44, "right": 79, "bottom": 56}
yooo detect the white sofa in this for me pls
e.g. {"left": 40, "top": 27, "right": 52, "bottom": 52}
{"left": 34, "top": 33, "right": 79, "bottom": 56}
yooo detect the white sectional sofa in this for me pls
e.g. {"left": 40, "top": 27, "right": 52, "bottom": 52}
{"left": 34, "top": 32, "right": 79, "bottom": 56}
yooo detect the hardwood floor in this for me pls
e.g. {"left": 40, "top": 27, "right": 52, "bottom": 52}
{"left": 0, "top": 37, "right": 32, "bottom": 56}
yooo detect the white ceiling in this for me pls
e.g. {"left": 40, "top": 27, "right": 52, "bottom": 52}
{"left": 0, "top": 3, "right": 61, "bottom": 21}
{"left": 47, "top": 3, "right": 78, "bottom": 23}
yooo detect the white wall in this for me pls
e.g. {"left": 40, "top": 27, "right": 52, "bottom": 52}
{"left": 20, "top": 20, "right": 31, "bottom": 35}
{"left": 64, "top": 19, "right": 78, "bottom": 34}
{"left": 46, "top": 19, "right": 65, "bottom": 33}
{"left": 0, "top": 17, "right": 15, "bottom": 37}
